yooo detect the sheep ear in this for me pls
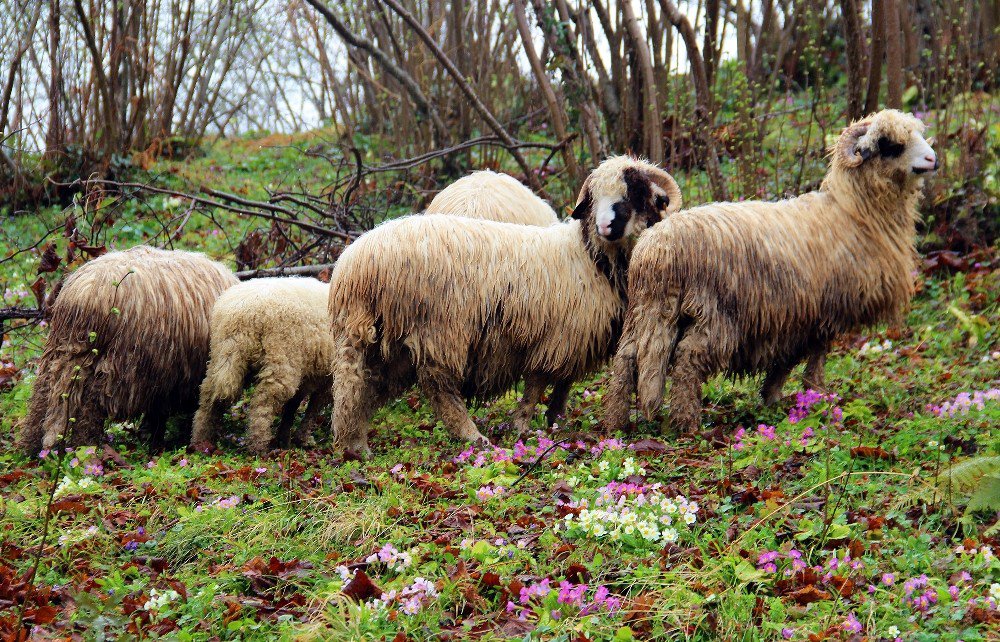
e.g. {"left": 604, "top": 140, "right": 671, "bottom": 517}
{"left": 837, "top": 121, "right": 872, "bottom": 167}
{"left": 647, "top": 169, "right": 683, "bottom": 215}
{"left": 571, "top": 177, "right": 593, "bottom": 220}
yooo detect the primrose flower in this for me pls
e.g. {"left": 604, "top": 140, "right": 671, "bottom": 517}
{"left": 842, "top": 612, "right": 862, "bottom": 633}
{"left": 886, "top": 625, "right": 900, "bottom": 637}
{"left": 990, "top": 583, "right": 1000, "bottom": 601}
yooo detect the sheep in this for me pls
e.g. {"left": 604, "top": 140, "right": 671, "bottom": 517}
{"left": 327, "top": 156, "right": 682, "bottom": 457}
{"left": 18, "top": 246, "right": 238, "bottom": 454}
{"left": 190, "top": 277, "right": 333, "bottom": 456}
{"left": 424, "top": 169, "right": 560, "bottom": 226}
{"left": 603, "top": 109, "right": 938, "bottom": 433}
{"left": 426, "top": 169, "right": 569, "bottom": 428}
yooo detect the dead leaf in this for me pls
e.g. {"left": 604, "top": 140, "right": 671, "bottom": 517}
{"left": 37, "top": 243, "right": 61, "bottom": 274}
{"left": 342, "top": 569, "right": 382, "bottom": 602}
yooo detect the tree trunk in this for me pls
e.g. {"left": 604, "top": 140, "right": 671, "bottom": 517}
{"left": 621, "top": 0, "right": 662, "bottom": 162}
{"left": 839, "top": 0, "right": 865, "bottom": 120}
{"left": 864, "top": 0, "right": 886, "bottom": 113}
{"left": 73, "top": 0, "right": 120, "bottom": 154}
{"left": 512, "top": 0, "right": 581, "bottom": 185}
{"left": 884, "top": 0, "right": 903, "bottom": 108}
{"left": 45, "top": 0, "right": 64, "bottom": 157}
{"left": 658, "top": 0, "right": 727, "bottom": 200}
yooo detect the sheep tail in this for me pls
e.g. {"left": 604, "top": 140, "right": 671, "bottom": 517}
{"left": 634, "top": 294, "right": 682, "bottom": 422}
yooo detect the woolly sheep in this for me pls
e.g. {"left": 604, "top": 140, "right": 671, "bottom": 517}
{"left": 603, "top": 110, "right": 937, "bottom": 433}
{"left": 191, "top": 277, "right": 332, "bottom": 455}
{"left": 18, "top": 246, "right": 238, "bottom": 453}
{"left": 424, "top": 169, "right": 559, "bottom": 226}
{"left": 426, "top": 169, "right": 569, "bottom": 428}
{"left": 328, "top": 156, "right": 682, "bottom": 457}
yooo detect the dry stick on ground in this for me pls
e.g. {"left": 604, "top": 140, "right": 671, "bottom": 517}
{"left": 378, "top": 0, "right": 544, "bottom": 194}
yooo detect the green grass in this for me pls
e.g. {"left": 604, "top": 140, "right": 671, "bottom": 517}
{"left": 2, "top": 110, "right": 999, "bottom": 640}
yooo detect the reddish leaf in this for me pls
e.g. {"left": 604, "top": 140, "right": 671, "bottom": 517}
{"left": 48, "top": 500, "right": 90, "bottom": 515}
{"left": 788, "top": 585, "right": 831, "bottom": 605}
{"left": 630, "top": 438, "right": 668, "bottom": 454}
{"left": 342, "top": 569, "right": 382, "bottom": 602}
{"left": 850, "top": 445, "right": 891, "bottom": 460}
{"left": 29, "top": 276, "right": 46, "bottom": 310}
{"left": 37, "top": 243, "right": 61, "bottom": 274}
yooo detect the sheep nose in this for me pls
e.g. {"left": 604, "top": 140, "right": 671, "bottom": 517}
{"left": 927, "top": 155, "right": 939, "bottom": 170}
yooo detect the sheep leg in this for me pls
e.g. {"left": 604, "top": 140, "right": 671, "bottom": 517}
{"left": 191, "top": 394, "right": 227, "bottom": 450}
{"left": 761, "top": 364, "right": 793, "bottom": 406}
{"left": 417, "top": 366, "right": 489, "bottom": 445}
{"left": 191, "top": 355, "right": 248, "bottom": 449}
{"left": 512, "top": 375, "right": 547, "bottom": 437}
{"left": 634, "top": 297, "right": 682, "bottom": 424}
{"left": 802, "top": 348, "right": 829, "bottom": 393}
{"left": 275, "top": 389, "right": 308, "bottom": 449}
{"left": 246, "top": 375, "right": 299, "bottom": 457}
{"left": 544, "top": 379, "right": 572, "bottom": 428}
{"left": 293, "top": 386, "right": 330, "bottom": 448}
{"left": 664, "top": 326, "right": 712, "bottom": 434}
{"left": 142, "top": 405, "right": 169, "bottom": 452}
{"left": 331, "top": 338, "right": 375, "bottom": 458}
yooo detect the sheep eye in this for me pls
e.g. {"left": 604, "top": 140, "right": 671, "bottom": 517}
{"left": 877, "top": 136, "right": 905, "bottom": 159}
{"left": 654, "top": 195, "right": 669, "bottom": 211}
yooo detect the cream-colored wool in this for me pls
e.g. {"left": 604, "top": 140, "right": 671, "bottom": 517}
{"left": 604, "top": 110, "right": 935, "bottom": 432}
{"left": 19, "top": 246, "right": 237, "bottom": 453}
{"left": 425, "top": 170, "right": 559, "bottom": 226}
{"left": 191, "top": 277, "right": 333, "bottom": 455}
{"left": 328, "top": 156, "right": 681, "bottom": 456}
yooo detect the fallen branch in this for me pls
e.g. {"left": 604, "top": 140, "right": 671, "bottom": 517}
{"left": 235, "top": 263, "right": 338, "bottom": 280}
{"left": 0, "top": 307, "right": 44, "bottom": 322}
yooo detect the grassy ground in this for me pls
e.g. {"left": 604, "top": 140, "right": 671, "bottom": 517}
{"left": 2, "top": 121, "right": 1000, "bottom": 640}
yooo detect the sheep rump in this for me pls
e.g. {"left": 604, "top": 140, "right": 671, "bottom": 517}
{"left": 191, "top": 277, "right": 333, "bottom": 455}
{"left": 18, "top": 246, "right": 237, "bottom": 453}
{"left": 604, "top": 110, "right": 933, "bottom": 432}
{"left": 329, "top": 156, "right": 681, "bottom": 456}
{"left": 425, "top": 170, "right": 559, "bottom": 226}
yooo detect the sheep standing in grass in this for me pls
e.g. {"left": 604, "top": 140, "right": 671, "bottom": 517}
{"left": 328, "top": 156, "right": 681, "bottom": 457}
{"left": 426, "top": 169, "right": 569, "bottom": 429}
{"left": 18, "top": 246, "right": 237, "bottom": 453}
{"left": 425, "top": 169, "right": 559, "bottom": 226}
{"left": 191, "top": 277, "right": 332, "bottom": 455}
{"left": 603, "top": 110, "right": 937, "bottom": 433}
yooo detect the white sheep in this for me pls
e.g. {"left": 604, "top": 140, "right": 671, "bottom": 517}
{"left": 191, "top": 277, "right": 333, "bottom": 455}
{"left": 425, "top": 169, "right": 559, "bottom": 226}
{"left": 328, "top": 156, "right": 682, "bottom": 456}
{"left": 603, "top": 110, "right": 937, "bottom": 432}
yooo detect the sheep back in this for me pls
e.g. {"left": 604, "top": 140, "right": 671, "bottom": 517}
{"left": 425, "top": 170, "right": 559, "bottom": 226}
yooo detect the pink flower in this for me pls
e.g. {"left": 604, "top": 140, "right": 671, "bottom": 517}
{"left": 781, "top": 628, "right": 794, "bottom": 639}
{"left": 842, "top": 612, "right": 862, "bottom": 633}
{"left": 179, "top": 458, "right": 188, "bottom": 467}
{"left": 882, "top": 573, "right": 896, "bottom": 585}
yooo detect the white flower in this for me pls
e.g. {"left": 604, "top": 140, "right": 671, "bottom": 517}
{"left": 661, "top": 528, "right": 678, "bottom": 543}
{"left": 990, "top": 583, "right": 1000, "bottom": 600}
{"left": 683, "top": 512, "right": 696, "bottom": 525}
{"left": 598, "top": 461, "right": 610, "bottom": 472}
{"left": 887, "top": 625, "right": 900, "bottom": 637}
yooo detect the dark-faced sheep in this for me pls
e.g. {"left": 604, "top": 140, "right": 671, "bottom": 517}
{"left": 328, "top": 156, "right": 682, "bottom": 457}
{"left": 603, "top": 109, "right": 937, "bottom": 433}
{"left": 18, "top": 246, "right": 238, "bottom": 453}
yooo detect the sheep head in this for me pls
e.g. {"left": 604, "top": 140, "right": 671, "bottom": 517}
{"left": 834, "top": 109, "right": 937, "bottom": 181}
{"left": 572, "top": 156, "right": 682, "bottom": 243}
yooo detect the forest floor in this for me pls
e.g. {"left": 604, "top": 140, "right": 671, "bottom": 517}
{"left": 1, "top": 128, "right": 999, "bottom": 640}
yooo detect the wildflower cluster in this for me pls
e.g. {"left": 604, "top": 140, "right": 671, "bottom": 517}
{"left": 788, "top": 389, "right": 842, "bottom": 424}
{"left": 927, "top": 388, "right": 1000, "bottom": 417}
{"left": 506, "top": 579, "right": 622, "bottom": 622}
{"left": 858, "top": 338, "right": 894, "bottom": 355}
{"left": 195, "top": 495, "right": 241, "bottom": 511}
{"left": 143, "top": 588, "right": 182, "bottom": 612}
{"left": 371, "top": 577, "right": 438, "bottom": 615}
{"left": 475, "top": 484, "right": 505, "bottom": 501}
{"left": 561, "top": 483, "right": 698, "bottom": 552}
{"left": 365, "top": 543, "right": 413, "bottom": 572}
{"left": 454, "top": 432, "right": 569, "bottom": 468}
{"left": 54, "top": 475, "right": 98, "bottom": 497}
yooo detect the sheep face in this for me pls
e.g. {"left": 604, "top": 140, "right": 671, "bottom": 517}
{"left": 572, "top": 156, "right": 682, "bottom": 243}
{"left": 837, "top": 110, "right": 938, "bottom": 181}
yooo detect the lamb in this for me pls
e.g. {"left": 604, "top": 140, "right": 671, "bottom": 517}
{"left": 18, "top": 246, "right": 238, "bottom": 454}
{"left": 425, "top": 169, "right": 559, "bottom": 226}
{"left": 327, "top": 156, "right": 682, "bottom": 457}
{"left": 603, "top": 109, "right": 937, "bottom": 433}
{"left": 190, "top": 277, "right": 332, "bottom": 455}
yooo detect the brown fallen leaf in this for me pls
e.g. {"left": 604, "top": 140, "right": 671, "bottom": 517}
{"left": 788, "top": 585, "right": 831, "bottom": 605}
